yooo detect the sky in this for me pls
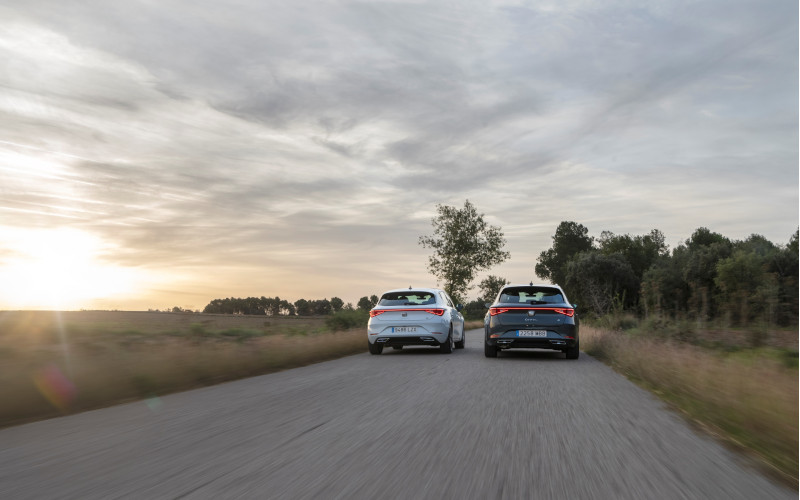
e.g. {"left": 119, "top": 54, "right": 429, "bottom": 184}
{"left": 0, "top": 0, "right": 797, "bottom": 311}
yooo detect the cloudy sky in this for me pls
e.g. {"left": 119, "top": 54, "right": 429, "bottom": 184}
{"left": 0, "top": 0, "right": 797, "bottom": 311}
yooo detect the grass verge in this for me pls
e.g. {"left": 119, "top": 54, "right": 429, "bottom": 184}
{"left": 582, "top": 325, "right": 798, "bottom": 487}
{"left": 0, "top": 311, "right": 365, "bottom": 428}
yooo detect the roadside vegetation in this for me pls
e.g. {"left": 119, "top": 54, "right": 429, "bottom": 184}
{"left": 0, "top": 310, "right": 366, "bottom": 428}
{"left": 525, "top": 221, "right": 798, "bottom": 486}
{"left": 582, "top": 322, "right": 797, "bottom": 485}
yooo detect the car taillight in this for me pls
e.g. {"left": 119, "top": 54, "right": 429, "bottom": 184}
{"left": 489, "top": 307, "right": 510, "bottom": 316}
{"left": 369, "top": 308, "right": 444, "bottom": 317}
{"left": 490, "top": 307, "right": 574, "bottom": 317}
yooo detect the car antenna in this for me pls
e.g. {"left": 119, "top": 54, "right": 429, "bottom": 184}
{"left": 530, "top": 281, "right": 533, "bottom": 286}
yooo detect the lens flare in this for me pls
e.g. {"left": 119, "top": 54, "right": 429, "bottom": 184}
{"left": 33, "top": 364, "right": 76, "bottom": 411}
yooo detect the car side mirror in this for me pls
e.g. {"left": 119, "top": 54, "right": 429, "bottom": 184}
{"left": 572, "top": 304, "right": 578, "bottom": 310}
{"left": 456, "top": 304, "right": 463, "bottom": 311}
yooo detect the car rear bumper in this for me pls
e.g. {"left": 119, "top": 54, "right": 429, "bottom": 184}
{"left": 485, "top": 336, "right": 577, "bottom": 350}
{"left": 369, "top": 335, "right": 447, "bottom": 347}
{"left": 485, "top": 325, "right": 578, "bottom": 350}
{"left": 367, "top": 324, "right": 449, "bottom": 345}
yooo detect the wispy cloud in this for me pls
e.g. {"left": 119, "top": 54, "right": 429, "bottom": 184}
{"left": 0, "top": 0, "right": 796, "bottom": 309}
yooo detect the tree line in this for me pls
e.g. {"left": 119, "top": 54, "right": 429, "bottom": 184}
{"left": 198, "top": 202, "right": 796, "bottom": 329}
{"left": 201, "top": 295, "right": 379, "bottom": 316}
{"left": 534, "top": 221, "right": 798, "bottom": 326}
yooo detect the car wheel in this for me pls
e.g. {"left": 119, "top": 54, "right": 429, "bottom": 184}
{"left": 454, "top": 326, "right": 465, "bottom": 349}
{"left": 440, "top": 325, "right": 454, "bottom": 354}
{"left": 565, "top": 342, "right": 579, "bottom": 359}
{"left": 484, "top": 342, "right": 498, "bottom": 358}
{"left": 368, "top": 341, "right": 383, "bottom": 355}
{"left": 392, "top": 346, "right": 403, "bottom": 350}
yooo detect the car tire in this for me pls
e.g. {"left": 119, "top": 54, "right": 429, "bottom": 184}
{"left": 484, "top": 342, "right": 498, "bottom": 358}
{"left": 368, "top": 341, "right": 383, "bottom": 355}
{"left": 565, "top": 342, "right": 579, "bottom": 359}
{"left": 440, "top": 325, "right": 454, "bottom": 354}
{"left": 454, "top": 327, "right": 465, "bottom": 349}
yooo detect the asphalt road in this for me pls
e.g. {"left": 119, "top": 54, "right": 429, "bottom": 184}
{"left": 1, "top": 329, "right": 794, "bottom": 499}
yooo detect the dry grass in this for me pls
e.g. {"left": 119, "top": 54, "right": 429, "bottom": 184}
{"left": 582, "top": 325, "right": 798, "bottom": 486}
{"left": 0, "top": 311, "right": 364, "bottom": 428}
{"left": 463, "top": 319, "right": 484, "bottom": 330}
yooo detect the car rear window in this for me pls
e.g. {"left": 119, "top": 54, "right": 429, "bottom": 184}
{"left": 379, "top": 291, "right": 437, "bottom": 306}
{"left": 498, "top": 287, "right": 564, "bottom": 305}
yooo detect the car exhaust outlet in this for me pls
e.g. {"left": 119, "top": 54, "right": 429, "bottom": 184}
{"left": 549, "top": 340, "right": 566, "bottom": 346}
{"left": 377, "top": 338, "right": 389, "bottom": 343}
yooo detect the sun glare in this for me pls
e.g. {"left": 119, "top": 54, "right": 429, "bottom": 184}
{"left": 0, "top": 227, "right": 138, "bottom": 310}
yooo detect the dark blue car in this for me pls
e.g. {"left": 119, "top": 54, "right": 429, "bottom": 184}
{"left": 484, "top": 284, "right": 580, "bottom": 359}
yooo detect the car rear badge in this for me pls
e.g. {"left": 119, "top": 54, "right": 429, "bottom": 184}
{"left": 402, "top": 312, "right": 407, "bottom": 317}
{"left": 527, "top": 310, "right": 536, "bottom": 316}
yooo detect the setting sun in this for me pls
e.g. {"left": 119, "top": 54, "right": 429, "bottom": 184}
{"left": 0, "top": 227, "right": 138, "bottom": 310}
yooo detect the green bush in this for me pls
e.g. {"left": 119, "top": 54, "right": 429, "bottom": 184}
{"left": 326, "top": 309, "right": 369, "bottom": 331}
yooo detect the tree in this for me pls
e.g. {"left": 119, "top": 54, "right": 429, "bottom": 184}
{"left": 686, "top": 227, "right": 728, "bottom": 249}
{"left": 312, "top": 299, "right": 332, "bottom": 315}
{"left": 715, "top": 250, "right": 772, "bottom": 325}
{"left": 598, "top": 229, "right": 668, "bottom": 280}
{"left": 564, "top": 252, "right": 638, "bottom": 316}
{"left": 771, "top": 229, "right": 799, "bottom": 324}
{"left": 294, "top": 298, "right": 312, "bottom": 316}
{"left": 330, "top": 297, "right": 344, "bottom": 313}
{"left": 462, "top": 299, "right": 488, "bottom": 320}
{"left": 535, "top": 221, "right": 594, "bottom": 285}
{"left": 280, "top": 299, "right": 296, "bottom": 316}
{"left": 641, "top": 250, "right": 690, "bottom": 318}
{"left": 419, "top": 200, "right": 509, "bottom": 303}
{"left": 682, "top": 229, "right": 732, "bottom": 321}
{"left": 264, "top": 296, "right": 282, "bottom": 316}
{"left": 478, "top": 275, "right": 508, "bottom": 303}
{"left": 357, "top": 296, "right": 373, "bottom": 312}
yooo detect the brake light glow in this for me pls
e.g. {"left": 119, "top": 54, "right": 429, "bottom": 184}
{"left": 369, "top": 308, "right": 445, "bottom": 317}
{"left": 490, "top": 307, "right": 575, "bottom": 317}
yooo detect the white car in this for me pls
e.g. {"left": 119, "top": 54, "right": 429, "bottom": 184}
{"left": 367, "top": 288, "right": 465, "bottom": 354}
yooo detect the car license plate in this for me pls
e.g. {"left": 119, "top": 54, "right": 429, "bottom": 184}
{"left": 517, "top": 330, "right": 547, "bottom": 337}
{"left": 392, "top": 327, "right": 417, "bottom": 333}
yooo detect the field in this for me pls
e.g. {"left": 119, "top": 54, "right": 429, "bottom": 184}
{"left": 582, "top": 325, "right": 798, "bottom": 486}
{"left": 0, "top": 310, "right": 364, "bottom": 428}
